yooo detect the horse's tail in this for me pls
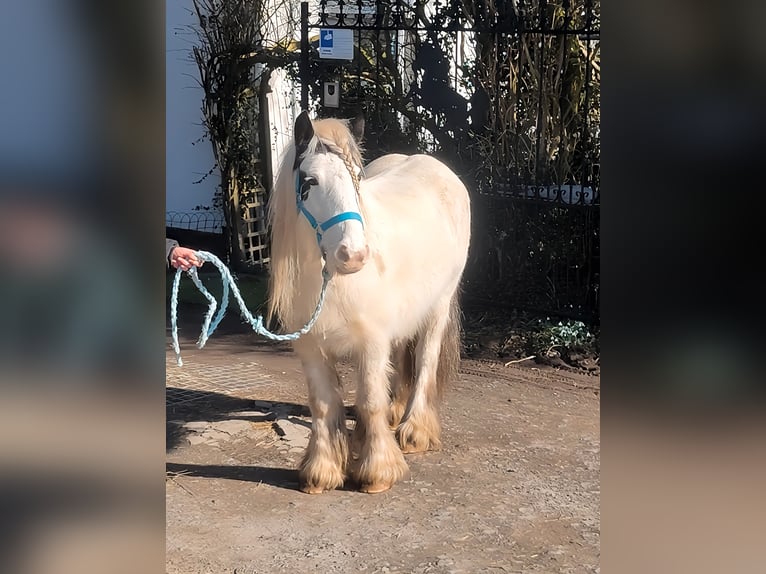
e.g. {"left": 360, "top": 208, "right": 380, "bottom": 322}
{"left": 436, "top": 292, "right": 463, "bottom": 398}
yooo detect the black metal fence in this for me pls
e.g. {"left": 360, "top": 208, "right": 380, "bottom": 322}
{"left": 166, "top": 211, "right": 228, "bottom": 264}
{"left": 166, "top": 210, "right": 225, "bottom": 233}
{"left": 300, "top": 0, "right": 600, "bottom": 320}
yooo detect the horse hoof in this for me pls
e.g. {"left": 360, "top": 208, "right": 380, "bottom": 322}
{"left": 396, "top": 430, "right": 432, "bottom": 454}
{"left": 300, "top": 485, "right": 324, "bottom": 494}
{"left": 396, "top": 418, "right": 441, "bottom": 454}
{"left": 400, "top": 443, "right": 429, "bottom": 454}
{"left": 358, "top": 481, "right": 393, "bottom": 494}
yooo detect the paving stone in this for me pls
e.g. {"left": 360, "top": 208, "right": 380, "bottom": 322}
{"left": 274, "top": 418, "right": 311, "bottom": 448}
{"left": 186, "top": 434, "right": 207, "bottom": 446}
{"left": 183, "top": 421, "right": 210, "bottom": 431}
{"left": 201, "top": 430, "right": 230, "bottom": 442}
{"left": 210, "top": 419, "right": 252, "bottom": 435}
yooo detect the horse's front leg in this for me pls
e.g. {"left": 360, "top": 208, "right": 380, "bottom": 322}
{"left": 350, "top": 339, "right": 409, "bottom": 493}
{"left": 294, "top": 339, "right": 348, "bottom": 494}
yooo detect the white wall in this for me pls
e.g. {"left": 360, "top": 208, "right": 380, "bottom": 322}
{"left": 1, "top": 0, "right": 97, "bottom": 184}
{"left": 166, "top": 0, "right": 219, "bottom": 213}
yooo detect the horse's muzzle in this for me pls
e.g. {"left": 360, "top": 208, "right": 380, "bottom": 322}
{"left": 335, "top": 244, "right": 369, "bottom": 274}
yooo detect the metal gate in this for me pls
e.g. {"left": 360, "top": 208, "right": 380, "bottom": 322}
{"left": 297, "top": 0, "right": 600, "bottom": 319}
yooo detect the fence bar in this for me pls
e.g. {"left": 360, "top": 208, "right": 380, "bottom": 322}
{"left": 300, "top": 1, "right": 309, "bottom": 110}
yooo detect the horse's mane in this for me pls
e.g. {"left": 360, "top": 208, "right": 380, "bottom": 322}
{"left": 267, "top": 117, "right": 364, "bottom": 324}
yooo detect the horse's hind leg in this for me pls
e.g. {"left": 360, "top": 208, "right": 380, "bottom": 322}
{"left": 295, "top": 340, "right": 348, "bottom": 494}
{"left": 388, "top": 342, "right": 415, "bottom": 429}
{"left": 397, "top": 294, "right": 456, "bottom": 453}
{"left": 350, "top": 338, "right": 409, "bottom": 493}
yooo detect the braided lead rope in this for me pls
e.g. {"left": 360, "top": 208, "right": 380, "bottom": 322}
{"left": 170, "top": 250, "right": 330, "bottom": 366}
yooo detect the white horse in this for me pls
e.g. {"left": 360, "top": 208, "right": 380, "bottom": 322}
{"left": 268, "top": 112, "right": 471, "bottom": 494}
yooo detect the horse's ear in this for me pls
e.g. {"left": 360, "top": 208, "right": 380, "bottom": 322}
{"left": 350, "top": 113, "right": 365, "bottom": 143}
{"left": 295, "top": 110, "right": 314, "bottom": 145}
{"left": 294, "top": 111, "right": 314, "bottom": 168}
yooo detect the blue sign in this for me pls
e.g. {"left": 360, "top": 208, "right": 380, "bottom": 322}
{"left": 320, "top": 30, "right": 333, "bottom": 49}
{"left": 319, "top": 28, "right": 353, "bottom": 60}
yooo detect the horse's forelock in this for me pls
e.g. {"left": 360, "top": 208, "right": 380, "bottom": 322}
{"left": 312, "top": 118, "right": 364, "bottom": 172}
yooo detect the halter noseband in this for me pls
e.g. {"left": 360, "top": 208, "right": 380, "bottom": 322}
{"left": 295, "top": 167, "right": 364, "bottom": 246}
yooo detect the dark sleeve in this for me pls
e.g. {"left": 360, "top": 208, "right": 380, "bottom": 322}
{"left": 165, "top": 238, "right": 179, "bottom": 266}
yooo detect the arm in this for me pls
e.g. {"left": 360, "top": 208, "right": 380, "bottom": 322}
{"left": 166, "top": 239, "right": 203, "bottom": 271}
{"left": 165, "top": 238, "right": 179, "bottom": 266}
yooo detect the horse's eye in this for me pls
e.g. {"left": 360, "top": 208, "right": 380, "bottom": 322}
{"left": 300, "top": 177, "right": 318, "bottom": 200}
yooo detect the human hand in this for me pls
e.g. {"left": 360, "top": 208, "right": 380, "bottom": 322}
{"left": 170, "top": 247, "right": 203, "bottom": 271}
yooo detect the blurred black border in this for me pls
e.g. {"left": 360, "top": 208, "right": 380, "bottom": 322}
{"left": 605, "top": 0, "right": 766, "bottom": 410}
{"left": 605, "top": 0, "right": 766, "bottom": 572}
{"left": 4, "top": 0, "right": 766, "bottom": 572}
{"left": 1, "top": 2, "right": 165, "bottom": 573}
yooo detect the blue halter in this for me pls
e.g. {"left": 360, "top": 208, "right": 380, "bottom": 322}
{"left": 295, "top": 171, "right": 364, "bottom": 245}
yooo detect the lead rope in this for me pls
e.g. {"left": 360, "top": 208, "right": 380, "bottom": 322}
{"left": 170, "top": 250, "right": 330, "bottom": 366}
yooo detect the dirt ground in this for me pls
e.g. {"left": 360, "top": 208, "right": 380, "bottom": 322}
{"left": 166, "top": 310, "right": 600, "bottom": 574}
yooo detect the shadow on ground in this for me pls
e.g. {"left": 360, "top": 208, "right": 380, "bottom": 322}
{"left": 166, "top": 387, "right": 356, "bottom": 451}
{"left": 166, "top": 387, "right": 310, "bottom": 451}
{"left": 166, "top": 461, "right": 299, "bottom": 491}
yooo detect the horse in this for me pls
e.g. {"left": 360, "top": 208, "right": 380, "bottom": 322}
{"left": 267, "top": 111, "right": 471, "bottom": 494}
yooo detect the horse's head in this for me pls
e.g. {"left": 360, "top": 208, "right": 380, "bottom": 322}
{"left": 292, "top": 111, "right": 369, "bottom": 276}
